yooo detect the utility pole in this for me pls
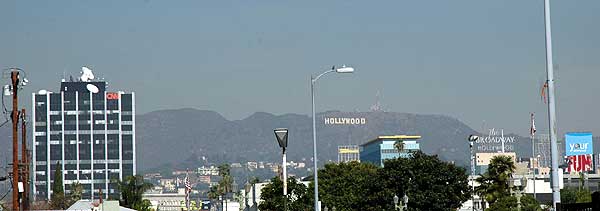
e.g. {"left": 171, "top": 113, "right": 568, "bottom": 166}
{"left": 21, "top": 108, "right": 29, "bottom": 211}
{"left": 11, "top": 70, "right": 20, "bottom": 211}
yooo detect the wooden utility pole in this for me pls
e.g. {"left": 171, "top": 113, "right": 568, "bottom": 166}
{"left": 11, "top": 70, "right": 20, "bottom": 211}
{"left": 21, "top": 108, "right": 29, "bottom": 211}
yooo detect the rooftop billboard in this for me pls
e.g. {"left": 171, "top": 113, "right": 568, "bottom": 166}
{"left": 565, "top": 132, "right": 593, "bottom": 156}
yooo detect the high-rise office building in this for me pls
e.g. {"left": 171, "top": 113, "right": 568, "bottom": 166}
{"left": 32, "top": 69, "right": 135, "bottom": 200}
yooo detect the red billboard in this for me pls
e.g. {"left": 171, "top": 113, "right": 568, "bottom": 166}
{"left": 565, "top": 154, "right": 593, "bottom": 173}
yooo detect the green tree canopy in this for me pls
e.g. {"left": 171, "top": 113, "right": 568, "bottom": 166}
{"left": 381, "top": 151, "right": 471, "bottom": 210}
{"left": 486, "top": 195, "right": 541, "bottom": 211}
{"left": 318, "top": 161, "right": 387, "bottom": 211}
{"left": 258, "top": 177, "right": 311, "bottom": 211}
{"left": 50, "top": 161, "right": 68, "bottom": 209}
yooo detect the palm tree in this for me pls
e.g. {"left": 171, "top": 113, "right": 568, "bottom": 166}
{"left": 475, "top": 155, "right": 516, "bottom": 204}
{"left": 116, "top": 175, "right": 154, "bottom": 211}
{"left": 394, "top": 139, "right": 405, "bottom": 152}
{"left": 218, "top": 164, "right": 231, "bottom": 177}
{"left": 69, "top": 182, "right": 84, "bottom": 204}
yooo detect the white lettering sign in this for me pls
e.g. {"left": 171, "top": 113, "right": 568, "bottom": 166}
{"left": 476, "top": 128, "right": 517, "bottom": 152}
{"left": 324, "top": 117, "right": 367, "bottom": 125}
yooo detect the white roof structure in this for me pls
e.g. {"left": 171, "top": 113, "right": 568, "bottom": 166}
{"left": 67, "top": 200, "right": 136, "bottom": 211}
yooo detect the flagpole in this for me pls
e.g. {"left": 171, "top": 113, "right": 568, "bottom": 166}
{"left": 531, "top": 113, "right": 537, "bottom": 200}
{"left": 532, "top": 134, "right": 536, "bottom": 199}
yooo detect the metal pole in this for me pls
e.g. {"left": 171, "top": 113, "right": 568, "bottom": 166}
{"left": 283, "top": 148, "right": 287, "bottom": 196}
{"left": 470, "top": 143, "right": 475, "bottom": 211}
{"left": 311, "top": 77, "right": 320, "bottom": 211}
{"left": 21, "top": 108, "right": 29, "bottom": 211}
{"left": 532, "top": 134, "right": 536, "bottom": 200}
{"left": 11, "top": 71, "right": 20, "bottom": 211}
{"left": 283, "top": 148, "right": 287, "bottom": 211}
{"left": 543, "top": 0, "right": 560, "bottom": 208}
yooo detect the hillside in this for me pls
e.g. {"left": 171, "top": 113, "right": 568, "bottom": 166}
{"left": 4, "top": 108, "right": 598, "bottom": 174}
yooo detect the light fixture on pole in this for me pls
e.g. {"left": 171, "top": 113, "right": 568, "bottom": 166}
{"left": 310, "top": 65, "right": 354, "bottom": 211}
{"left": 402, "top": 194, "right": 408, "bottom": 211}
{"left": 393, "top": 194, "right": 399, "bottom": 211}
{"left": 274, "top": 128, "right": 289, "bottom": 198}
{"left": 468, "top": 135, "right": 479, "bottom": 211}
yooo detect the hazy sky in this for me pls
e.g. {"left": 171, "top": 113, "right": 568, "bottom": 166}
{"left": 1, "top": 0, "right": 599, "bottom": 136}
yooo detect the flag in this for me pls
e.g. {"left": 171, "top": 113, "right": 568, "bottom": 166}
{"left": 541, "top": 81, "right": 548, "bottom": 104}
{"left": 530, "top": 113, "right": 536, "bottom": 137}
{"left": 184, "top": 172, "right": 191, "bottom": 210}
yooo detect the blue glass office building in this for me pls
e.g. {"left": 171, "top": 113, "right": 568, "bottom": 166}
{"left": 360, "top": 135, "right": 421, "bottom": 167}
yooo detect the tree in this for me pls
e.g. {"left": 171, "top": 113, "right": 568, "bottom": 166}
{"left": 381, "top": 151, "right": 471, "bottom": 210}
{"left": 560, "top": 187, "right": 592, "bottom": 204}
{"left": 116, "top": 175, "right": 154, "bottom": 211}
{"left": 217, "top": 164, "right": 233, "bottom": 194}
{"left": 475, "top": 155, "right": 516, "bottom": 204}
{"left": 486, "top": 195, "right": 541, "bottom": 211}
{"left": 258, "top": 177, "right": 311, "bottom": 211}
{"left": 394, "top": 139, "right": 405, "bottom": 152}
{"left": 318, "top": 161, "right": 387, "bottom": 211}
{"left": 68, "top": 182, "right": 84, "bottom": 205}
{"left": 50, "top": 161, "right": 68, "bottom": 209}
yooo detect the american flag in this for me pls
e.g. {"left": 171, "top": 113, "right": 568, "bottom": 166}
{"left": 184, "top": 172, "right": 191, "bottom": 210}
{"left": 530, "top": 113, "right": 536, "bottom": 137}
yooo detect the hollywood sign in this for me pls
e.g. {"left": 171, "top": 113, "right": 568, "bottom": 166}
{"left": 324, "top": 117, "right": 367, "bottom": 125}
{"left": 476, "top": 128, "right": 516, "bottom": 152}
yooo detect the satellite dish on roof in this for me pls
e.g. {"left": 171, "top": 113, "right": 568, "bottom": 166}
{"left": 80, "top": 66, "right": 95, "bottom": 82}
{"left": 86, "top": 84, "right": 99, "bottom": 93}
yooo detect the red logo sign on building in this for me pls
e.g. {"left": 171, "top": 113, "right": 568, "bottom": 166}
{"left": 106, "top": 92, "right": 119, "bottom": 100}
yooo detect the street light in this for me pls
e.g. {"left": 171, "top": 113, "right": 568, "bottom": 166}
{"left": 402, "top": 194, "right": 408, "bottom": 211}
{"left": 274, "top": 128, "right": 289, "bottom": 197}
{"left": 509, "top": 177, "right": 527, "bottom": 211}
{"left": 310, "top": 65, "right": 354, "bottom": 211}
{"left": 468, "top": 135, "right": 479, "bottom": 211}
{"left": 393, "top": 194, "right": 399, "bottom": 210}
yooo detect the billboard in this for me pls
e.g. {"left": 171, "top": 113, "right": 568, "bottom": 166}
{"left": 565, "top": 154, "right": 594, "bottom": 173}
{"left": 565, "top": 132, "right": 593, "bottom": 156}
{"left": 475, "top": 128, "right": 517, "bottom": 152}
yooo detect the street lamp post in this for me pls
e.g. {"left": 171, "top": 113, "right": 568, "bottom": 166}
{"left": 310, "top": 65, "right": 354, "bottom": 211}
{"left": 539, "top": 0, "right": 560, "bottom": 208}
{"left": 274, "top": 128, "right": 289, "bottom": 211}
{"left": 509, "top": 177, "right": 527, "bottom": 211}
{"left": 402, "top": 194, "right": 408, "bottom": 211}
{"left": 393, "top": 194, "right": 399, "bottom": 211}
{"left": 468, "top": 135, "right": 479, "bottom": 211}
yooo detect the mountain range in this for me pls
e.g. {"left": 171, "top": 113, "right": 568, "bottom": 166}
{"left": 3, "top": 108, "right": 598, "bottom": 174}
{"left": 135, "top": 108, "right": 537, "bottom": 172}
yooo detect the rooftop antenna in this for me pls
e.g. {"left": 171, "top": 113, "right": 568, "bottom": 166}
{"left": 80, "top": 66, "right": 95, "bottom": 82}
{"left": 370, "top": 90, "right": 383, "bottom": 112}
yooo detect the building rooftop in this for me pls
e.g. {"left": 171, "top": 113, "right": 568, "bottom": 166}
{"left": 361, "top": 135, "right": 422, "bottom": 146}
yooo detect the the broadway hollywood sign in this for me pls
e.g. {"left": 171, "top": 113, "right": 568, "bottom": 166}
{"left": 475, "top": 128, "right": 517, "bottom": 152}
